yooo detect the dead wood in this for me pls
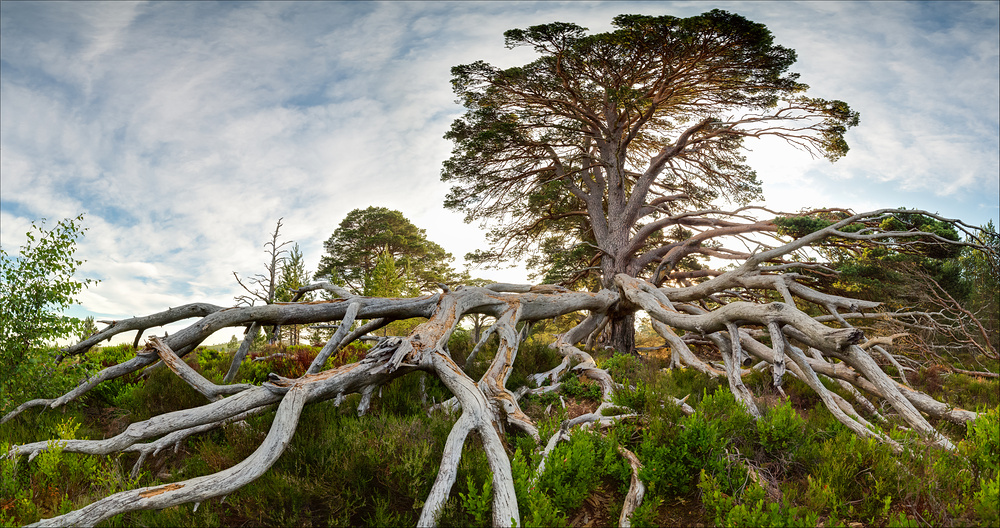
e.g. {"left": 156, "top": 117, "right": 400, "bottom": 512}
{"left": 4, "top": 209, "right": 995, "bottom": 527}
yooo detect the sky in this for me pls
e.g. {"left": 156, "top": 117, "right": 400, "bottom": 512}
{"left": 2, "top": 1, "right": 998, "bottom": 344}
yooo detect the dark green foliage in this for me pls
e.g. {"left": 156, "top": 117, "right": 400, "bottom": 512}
{"left": 540, "top": 435, "right": 598, "bottom": 511}
{"left": 774, "top": 215, "right": 839, "bottom": 238}
{"left": 510, "top": 447, "right": 569, "bottom": 527}
{"left": 315, "top": 207, "right": 459, "bottom": 294}
{"left": 509, "top": 430, "right": 628, "bottom": 527}
{"left": 559, "top": 374, "right": 601, "bottom": 401}
{"left": 444, "top": 10, "right": 857, "bottom": 290}
{"left": 775, "top": 210, "right": 961, "bottom": 260}
{"left": 376, "top": 372, "right": 435, "bottom": 416}
{"left": 756, "top": 399, "right": 807, "bottom": 456}
{"left": 638, "top": 389, "right": 745, "bottom": 499}
{"left": 700, "top": 471, "right": 820, "bottom": 528}
{"left": 0, "top": 414, "right": 143, "bottom": 527}
{"left": 84, "top": 344, "right": 144, "bottom": 407}
{"left": 457, "top": 473, "right": 492, "bottom": 526}
{"left": 963, "top": 406, "right": 999, "bottom": 481}
{"left": 612, "top": 366, "right": 725, "bottom": 417}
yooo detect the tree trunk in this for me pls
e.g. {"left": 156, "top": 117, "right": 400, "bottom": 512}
{"left": 604, "top": 311, "right": 636, "bottom": 355}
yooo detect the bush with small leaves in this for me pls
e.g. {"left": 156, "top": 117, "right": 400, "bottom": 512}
{"left": 559, "top": 374, "right": 601, "bottom": 401}
{"left": 756, "top": 399, "right": 806, "bottom": 456}
{"left": 601, "top": 353, "right": 645, "bottom": 385}
{"left": 699, "top": 470, "right": 820, "bottom": 528}
{"left": 458, "top": 474, "right": 492, "bottom": 526}
{"left": 510, "top": 447, "right": 569, "bottom": 528}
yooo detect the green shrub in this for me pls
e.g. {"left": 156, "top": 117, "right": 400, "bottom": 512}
{"left": 628, "top": 496, "right": 662, "bottom": 528}
{"left": 960, "top": 406, "right": 1000, "bottom": 525}
{"left": 756, "top": 399, "right": 806, "bottom": 456}
{"left": 601, "top": 354, "right": 645, "bottom": 385}
{"left": 612, "top": 380, "right": 648, "bottom": 412}
{"left": 536, "top": 431, "right": 603, "bottom": 512}
{"left": 84, "top": 345, "right": 143, "bottom": 406}
{"left": 639, "top": 408, "right": 731, "bottom": 498}
{"left": 803, "top": 474, "right": 839, "bottom": 514}
{"left": 963, "top": 406, "right": 999, "bottom": 478}
{"left": 699, "top": 470, "right": 819, "bottom": 528}
{"left": 697, "top": 389, "right": 755, "bottom": 443}
{"left": 458, "top": 474, "right": 492, "bottom": 526}
{"left": 972, "top": 476, "right": 999, "bottom": 525}
{"left": 559, "top": 374, "right": 601, "bottom": 401}
{"left": 510, "top": 447, "right": 568, "bottom": 528}
{"left": 636, "top": 390, "right": 751, "bottom": 500}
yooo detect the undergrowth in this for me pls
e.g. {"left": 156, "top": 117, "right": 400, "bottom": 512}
{"left": 1, "top": 342, "right": 997, "bottom": 527}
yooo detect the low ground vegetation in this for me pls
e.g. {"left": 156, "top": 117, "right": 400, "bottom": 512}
{"left": 2, "top": 337, "right": 997, "bottom": 527}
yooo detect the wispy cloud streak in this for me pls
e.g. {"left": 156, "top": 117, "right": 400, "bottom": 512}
{"left": 1, "top": 1, "right": 996, "bottom": 341}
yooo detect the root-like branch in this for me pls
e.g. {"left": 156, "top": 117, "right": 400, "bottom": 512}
{"left": 28, "top": 385, "right": 308, "bottom": 528}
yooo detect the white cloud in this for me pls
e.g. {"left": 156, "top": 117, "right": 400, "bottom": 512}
{"left": 2, "top": 1, "right": 997, "bottom": 344}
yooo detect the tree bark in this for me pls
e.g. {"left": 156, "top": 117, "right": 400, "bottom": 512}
{"left": 603, "top": 310, "right": 636, "bottom": 355}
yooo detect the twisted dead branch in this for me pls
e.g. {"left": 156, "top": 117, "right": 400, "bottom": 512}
{"left": 4, "top": 209, "right": 995, "bottom": 527}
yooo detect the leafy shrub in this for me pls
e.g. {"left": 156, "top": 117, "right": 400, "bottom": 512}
{"left": 85, "top": 345, "right": 143, "bottom": 405}
{"left": 697, "top": 389, "right": 755, "bottom": 443}
{"left": 756, "top": 399, "right": 806, "bottom": 456}
{"left": 962, "top": 406, "right": 999, "bottom": 479}
{"left": 803, "top": 475, "right": 839, "bottom": 514}
{"left": 0, "top": 441, "right": 38, "bottom": 526}
{"left": 601, "top": 353, "right": 645, "bottom": 384}
{"left": 639, "top": 407, "right": 731, "bottom": 498}
{"left": 628, "top": 496, "right": 662, "bottom": 528}
{"left": 972, "top": 476, "right": 999, "bottom": 525}
{"left": 960, "top": 406, "right": 1000, "bottom": 525}
{"left": 458, "top": 474, "right": 492, "bottom": 526}
{"left": 536, "top": 431, "right": 603, "bottom": 512}
{"left": 0, "top": 416, "right": 149, "bottom": 526}
{"left": 699, "top": 470, "right": 819, "bottom": 528}
{"left": 806, "top": 427, "right": 919, "bottom": 522}
{"left": 559, "top": 374, "right": 601, "bottom": 401}
{"left": 636, "top": 390, "right": 753, "bottom": 500}
{"left": 510, "top": 447, "right": 569, "bottom": 528}
{"left": 612, "top": 380, "right": 648, "bottom": 413}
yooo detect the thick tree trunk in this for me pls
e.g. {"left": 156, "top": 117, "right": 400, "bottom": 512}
{"left": 603, "top": 311, "right": 636, "bottom": 355}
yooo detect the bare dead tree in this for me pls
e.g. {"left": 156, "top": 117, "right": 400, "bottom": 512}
{"left": 233, "top": 218, "right": 293, "bottom": 308}
{"left": 226, "top": 219, "right": 294, "bottom": 382}
{"left": 901, "top": 267, "right": 997, "bottom": 361}
{"left": 3, "top": 208, "right": 995, "bottom": 528}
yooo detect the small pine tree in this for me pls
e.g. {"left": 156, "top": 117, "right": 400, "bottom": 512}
{"left": 363, "top": 247, "right": 405, "bottom": 298}
{"left": 275, "top": 244, "right": 312, "bottom": 345}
